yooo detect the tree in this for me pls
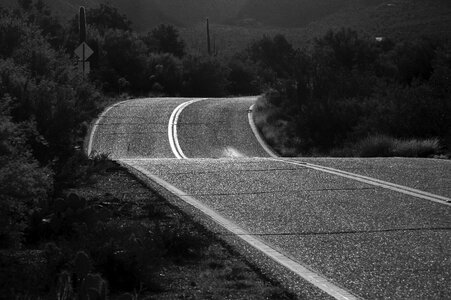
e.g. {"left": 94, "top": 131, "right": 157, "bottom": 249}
{"left": 227, "top": 58, "right": 260, "bottom": 95}
{"left": 96, "top": 29, "right": 150, "bottom": 94}
{"left": 86, "top": 4, "right": 132, "bottom": 33}
{"left": 387, "top": 38, "right": 438, "bottom": 85}
{"left": 143, "top": 24, "right": 185, "bottom": 58}
{"left": 182, "top": 56, "right": 229, "bottom": 97}
{"left": 147, "top": 53, "right": 182, "bottom": 95}
{"left": 247, "top": 34, "right": 296, "bottom": 79}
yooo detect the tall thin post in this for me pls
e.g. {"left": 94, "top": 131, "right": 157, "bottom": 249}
{"left": 206, "top": 18, "right": 211, "bottom": 55}
{"left": 79, "top": 6, "right": 86, "bottom": 43}
{"left": 79, "top": 6, "right": 87, "bottom": 76}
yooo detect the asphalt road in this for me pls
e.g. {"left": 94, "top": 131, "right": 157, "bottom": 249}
{"left": 88, "top": 97, "right": 451, "bottom": 299}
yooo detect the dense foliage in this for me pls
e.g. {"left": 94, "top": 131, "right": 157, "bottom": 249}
{"left": 252, "top": 29, "right": 451, "bottom": 156}
{"left": 0, "top": 2, "right": 247, "bottom": 298}
{"left": 0, "top": 1, "right": 103, "bottom": 250}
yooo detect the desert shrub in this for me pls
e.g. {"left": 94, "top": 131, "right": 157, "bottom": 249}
{"left": 95, "top": 29, "right": 150, "bottom": 94}
{"left": 143, "top": 24, "right": 186, "bottom": 58}
{"left": 227, "top": 58, "right": 261, "bottom": 95}
{"left": 0, "top": 14, "right": 30, "bottom": 58}
{"left": 55, "top": 151, "right": 113, "bottom": 189}
{"left": 253, "top": 93, "right": 301, "bottom": 156}
{"left": 354, "top": 135, "right": 395, "bottom": 157}
{"left": 252, "top": 29, "right": 451, "bottom": 155}
{"left": 159, "top": 219, "right": 209, "bottom": 262}
{"left": 85, "top": 3, "right": 132, "bottom": 33}
{"left": 76, "top": 219, "right": 164, "bottom": 293}
{"left": 182, "top": 55, "right": 230, "bottom": 97}
{"left": 0, "top": 243, "right": 69, "bottom": 298}
{"left": 392, "top": 138, "right": 440, "bottom": 157}
{"left": 0, "top": 157, "right": 52, "bottom": 248}
{"left": 0, "top": 94, "right": 52, "bottom": 249}
{"left": 0, "top": 250, "right": 48, "bottom": 297}
{"left": 331, "top": 135, "right": 441, "bottom": 157}
{"left": 246, "top": 34, "right": 297, "bottom": 79}
{"left": 147, "top": 52, "right": 183, "bottom": 95}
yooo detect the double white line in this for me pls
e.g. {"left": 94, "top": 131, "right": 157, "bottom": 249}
{"left": 168, "top": 98, "right": 209, "bottom": 159}
{"left": 164, "top": 100, "right": 360, "bottom": 299}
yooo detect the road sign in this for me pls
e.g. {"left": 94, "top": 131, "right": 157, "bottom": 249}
{"left": 74, "top": 42, "right": 93, "bottom": 60}
{"left": 77, "top": 60, "right": 90, "bottom": 75}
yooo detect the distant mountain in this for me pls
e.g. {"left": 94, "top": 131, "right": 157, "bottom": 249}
{"left": 1, "top": 0, "right": 248, "bottom": 29}
{"left": 180, "top": 0, "right": 451, "bottom": 55}
{"left": 3, "top": 0, "right": 450, "bottom": 55}
{"left": 1, "top": 0, "right": 386, "bottom": 29}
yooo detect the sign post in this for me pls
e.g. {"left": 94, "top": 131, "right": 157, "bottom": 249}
{"left": 74, "top": 42, "right": 93, "bottom": 74}
{"left": 74, "top": 6, "right": 93, "bottom": 76}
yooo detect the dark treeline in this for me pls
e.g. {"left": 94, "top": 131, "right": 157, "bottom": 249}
{"left": 251, "top": 30, "right": 451, "bottom": 156}
{"left": 0, "top": 2, "right": 242, "bottom": 298}
{"left": 1, "top": 0, "right": 103, "bottom": 249}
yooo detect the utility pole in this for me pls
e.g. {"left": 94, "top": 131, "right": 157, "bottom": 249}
{"left": 206, "top": 18, "right": 211, "bottom": 55}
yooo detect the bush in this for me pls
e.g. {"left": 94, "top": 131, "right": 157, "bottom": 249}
{"left": 76, "top": 219, "right": 164, "bottom": 293}
{"left": 55, "top": 151, "right": 113, "bottom": 189}
{"left": 354, "top": 135, "right": 396, "bottom": 157}
{"left": 331, "top": 135, "right": 442, "bottom": 157}
{"left": 393, "top": 138, "right": 441, "bottom": 157}
{"left": 251, "top": 29, "right": 451, "bottom": 156}
{"left": 182, "top": 55, "right": 230, "bottom": 97}
{"left": 143, "top": 24, "right": 186, "bottom": 58}
{"left": 147, "top": 53, "right": 183, "bottom": 95}
{"left": 227, "top": 58, "right": 261, "bottom": 95}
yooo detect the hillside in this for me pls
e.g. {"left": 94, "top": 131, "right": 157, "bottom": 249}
{"left": 180, "top": 0, "right": 451, "bottom": 55}
{"left": 232, "top": 0, "right": 375, "bottom": 28}
{"left": 1, "top": 0, "right": 385, "bottom": 29}
{"left": 3, "top": 0, "right": 450, "bottom": 55}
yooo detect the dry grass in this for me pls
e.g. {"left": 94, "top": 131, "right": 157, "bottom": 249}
{"left": 253, "top": 94, "right": 301, "bottom": 157}
{"left": 1, "top": 162, "right": 297, "bottom": 299}
{"left": 254, "top": 94, "right": 444, "bottom": 159}
{"left": 331, "top": 135, "right": 442, "bottom": 157}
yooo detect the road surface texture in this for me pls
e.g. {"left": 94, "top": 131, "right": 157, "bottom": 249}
{"left": 88, "top": 97, "right": 451, "bottom": 299}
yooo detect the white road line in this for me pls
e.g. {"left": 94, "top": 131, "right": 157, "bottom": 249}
{"left": 168, "top": 98, "right": 209, "bottom": 159}
{"left": 247, "top": 105, "right": 450, "bottom": 206}
{"left": 119, "top": 159, "right": 360, "bottom": 300}
{"left": 87, "top": 100, "right": 128, "bottom": 156}
{"left": 272, "top": 158, "right": 451, "bottom": 206}
{"left": 248, "top": 104, "right": 279, "bottom": 158}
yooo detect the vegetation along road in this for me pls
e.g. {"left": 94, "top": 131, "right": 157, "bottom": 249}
{"left": 88, "top": 97, "right": 451, "bottom": 299}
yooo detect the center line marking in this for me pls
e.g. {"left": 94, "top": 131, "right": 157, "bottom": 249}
{"left": 168, "top": 98, "right": 209, "bottom": 159}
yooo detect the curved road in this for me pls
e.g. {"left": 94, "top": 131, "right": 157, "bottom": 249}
{"left": 88, "top": 97, "right": 451, "bottom": 299}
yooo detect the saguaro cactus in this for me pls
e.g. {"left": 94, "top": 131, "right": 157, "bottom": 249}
{"left": 79, "top": 6, "right": 87, "bottom": 43}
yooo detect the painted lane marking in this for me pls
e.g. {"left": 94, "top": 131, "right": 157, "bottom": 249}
{"left": 87, "top": 100, "right": 128, "bottom": 156}
{"left": 248, "top": 104, "right": 279, "bottom": 158}
{"left": 168, "top": 98, "right": 209, "bottom": 159}
{"left": 248, "top": 102, "right": 450, "bottom": 206}
{"left": 247, "top": 104, "right": 450, "bottom": 206}
{"left": 271, "top": 158, "right": 451, "bottom": 207}
{"left": 119, "top": 159, "right": 360, "bottom": 300}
